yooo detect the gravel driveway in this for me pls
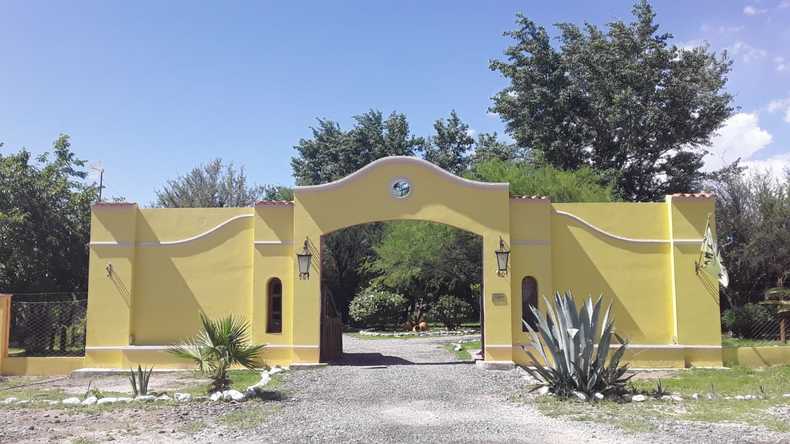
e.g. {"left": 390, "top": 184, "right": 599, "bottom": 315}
{"left": 246, "top": 335, "right": 788, "bottom": 444}
{"left": 2, "top": 335, "right": 786, "bottom": 443}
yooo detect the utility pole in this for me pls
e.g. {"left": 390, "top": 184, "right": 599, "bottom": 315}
{"left": 90, "top": 163, "right": 105, "bottom": 202}
{"left": 97, "top": 168, "right": 104, "bottom": 202}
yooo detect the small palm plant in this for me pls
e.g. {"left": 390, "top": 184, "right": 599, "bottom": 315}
{"left": 522, "top": 291, "right": 633, "bottom": 399}
{"left": 168, "top": 314, "right": 265, "bottom": 393}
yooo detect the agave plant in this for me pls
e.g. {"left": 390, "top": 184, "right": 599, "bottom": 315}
{"left": 128, "top": 364, "right": 153, "bottom": 396}
{"left": 168, "top": 314, "right": 265, "bottom": 393}
{"left": 522, "top": 291, "right": 633, "bottom": 399}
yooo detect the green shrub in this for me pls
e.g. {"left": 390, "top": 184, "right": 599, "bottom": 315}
{"left": 349, "top": 288, "right": 407, "bottom": 328}
{"left": 432, "top": 295, "right": 473, "bottom": 330}
{"left": 522, "top": 291, "right": 632, "bottom": 399}
{"left": 721, "top": 303, "right": 774, "bottom": 338}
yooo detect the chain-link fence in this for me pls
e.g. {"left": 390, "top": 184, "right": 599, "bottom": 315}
{"left": 8, "top": 292, "right": 88, "bottom": 357}
{"left": 721, "top": 302, "right": 788, "bottom": 344}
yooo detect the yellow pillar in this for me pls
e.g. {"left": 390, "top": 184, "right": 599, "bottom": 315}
{"left": 85, "top": 202, "right": 138, "bottom": 367}
{"left": 482, "top": 233, "right": 515, "bottom": 363}
{"left": 666, "top": 195, "right": 722, "bottom": 367}
{"left": 0, "top": 294, "right": 10, "bottom": 374}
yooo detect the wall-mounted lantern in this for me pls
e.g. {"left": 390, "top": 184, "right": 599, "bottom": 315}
{"left": 296, "top": 239, "right": 313, "bottom": 279}
{"left": 495, "top": 237, "right": 510, "bottom": 276}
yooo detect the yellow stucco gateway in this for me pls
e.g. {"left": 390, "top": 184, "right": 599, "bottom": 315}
{"left": 42, "top": 157, "right": 726, "bottom": 371}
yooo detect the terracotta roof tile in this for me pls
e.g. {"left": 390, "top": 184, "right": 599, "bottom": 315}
{"left": 254, "top": 200, "right": 294, "bottom": 207}
{"left": 510, "top": 195, "right": 550, "bottom": 201}
{"left": 671, "top": 192, "right": 713, "bottom": 199}
{"left": 91, "top": 202, "right": 137, "bottom": 208}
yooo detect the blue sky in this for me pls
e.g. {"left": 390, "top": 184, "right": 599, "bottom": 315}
{"left": 1, "top": 1, "right": 789, "bottom": 203}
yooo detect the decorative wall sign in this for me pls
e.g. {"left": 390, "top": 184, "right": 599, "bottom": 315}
{"left": 390, "top": 178, "right": 411, "bottom": 198}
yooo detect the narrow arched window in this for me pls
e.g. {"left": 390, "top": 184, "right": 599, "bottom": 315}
{"left": 267, "top": 278, "right": 283, "bottom": 333}
{"left": 522, "top": 276, "right": 538, "bottom": 332}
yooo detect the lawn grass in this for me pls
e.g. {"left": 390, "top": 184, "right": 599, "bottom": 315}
{"left": 532, "top": 366, "right": 790, "bottom": 434}
{"left": 721, "top": 337, "right": 787, "bottom": 347}
{"left": 347, "top": 332, "right": 424, "bottom": 340}
{"left": 630, "top": 366, "right": 789, "bottom": 396}
{"left": 0, "top": 376, "right": 67, "bottom": 401}
{"left": 219, "top": 404, "right": 281, "bottom": 429}
{"left": 446, "top": 340, "right": 481, "bottom": 361}
{"left": 182, "top": 369, "right": 284, "bottom": 396}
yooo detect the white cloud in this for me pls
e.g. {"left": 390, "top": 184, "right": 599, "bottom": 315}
{"left": 701, "top": 24, "right": 744, "bottom": 33}
{"left": 743, "top": 5, "right": 768, "bottom": 15}
{"left": 728, "top": 41, "right": 768, "bottom": 63}
{"left": 678, "top": 39, "right": 706, "bottom": 51}
{"left": 774, "top": 56, "right": 788, "bottom": 72}
{"left": 780, "top": 0, "right": 790, "bottom": 9}
{"left": 466, "top": 128, "right": 477, "bottom": 137}
{"left": 486, "top": 111, "right": 499, "bottom": 119}
{"left": 704, "top": 113, "right": 773, "bottom": 171}
{"left": 742, "top": 153, "right": 790, "bottom": 179}
{"left": 767, "top": 97, "right": 790, "bottom": 123}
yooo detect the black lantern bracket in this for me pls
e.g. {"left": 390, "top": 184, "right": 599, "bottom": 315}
{"left": 495, "top": 236, "right": 510, "bottom": 276}
{"left": 296, "top": 238, "right": 313, "bottom": 280}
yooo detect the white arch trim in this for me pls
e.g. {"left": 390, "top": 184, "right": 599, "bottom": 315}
{"left": 555, "top": 210, "right": 702, "bottom": 245}
{"left": 294, "top": 156, "right": 509, "bottom": 192}
{"left": 89, "top": 214, "right": 253, "bottom": 248}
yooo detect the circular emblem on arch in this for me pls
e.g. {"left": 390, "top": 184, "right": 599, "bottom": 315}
{"left": 390, "top": 178, "right": 411, "bottom": 199}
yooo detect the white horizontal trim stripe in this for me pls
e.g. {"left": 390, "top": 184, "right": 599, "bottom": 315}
{"left": 484, "top": 344, "right": 513, "bottom": 349}
{"left": 254, "top": 240, "right": 295, "bottom": 246}
{"left": 90, "top": 241, "right": 134, "bottom": 248}
{"left": 516, "top": 343, "right": 721, "bottom": 350}
{"left": 86, "top": 344, "right": 320, "bottom": 351}
{"left": 554, "top": 210, "right": 703, "bottom": 245}
{"left": 89, "top": 214, "right": 253, "bottom": 248}
{"left": 512, "top": 239, "right": 550, "bottom": 246}
{"left": 295, "top": 156, "right": 509, "bottom": 193}
{"left": 139, "top": 214, "right": 253, "bottom": 247}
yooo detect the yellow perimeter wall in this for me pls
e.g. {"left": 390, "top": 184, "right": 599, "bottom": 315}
{"left": 2, "top": 157, "right": 736, "bottom": 375}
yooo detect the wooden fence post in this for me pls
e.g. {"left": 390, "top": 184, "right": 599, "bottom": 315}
{"left": 0, "top": 294, "right": 11, "bottom": 375}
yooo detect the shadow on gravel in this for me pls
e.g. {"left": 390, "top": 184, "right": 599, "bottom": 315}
{"left": 331, "top": 353, "right": 474, "bottom": 367}
{"left": 247, "top": 390, "right": 287, "bottom": 401}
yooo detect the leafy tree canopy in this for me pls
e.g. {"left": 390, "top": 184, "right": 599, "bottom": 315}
{"left": 0, "top": 135, "right": 97, "bottom": 292}
{"left": 467, "top": 159, "right": 615, "bottom": 202}
{"left": 155, "top": 158, "right": 290, "bottom": 207}
{"left": 291, "top": 110, "right": 424, "bottom": 186}
{"left": 366, "top": 221, "right": 482, "bottom": 318}
{"left": 490, "top": 0, "right": 734, "bottom": 201}
{"left": 423, "top": 111, "right": 475, "bottom": 174}
{"left": 711, "top": 167, "right": 790, "bottom": 308}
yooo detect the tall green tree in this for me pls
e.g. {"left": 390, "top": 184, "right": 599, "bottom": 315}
{"left": 711, "top": 167, "right": 790, "bottom": 308}
{"left": 155, "top": 158, "right": 286, "bottom": 207}
{"left": 0, "top": 135, "right": 97, "bottom": 292}
{"left": 366, "top": 221, "right": 482, "bottom": 320}
{"left": 490, "top": 1, "right": 733, "bottom": 201}
{"left": 471, "top": 132, "right": 525, "bottom": 165}
{"left": 467, "top": 159, "right": 615, "bottom": 202}
{"left": 291, "top": 110, "right": 424, "bottom": 186}
{"left": 423, "top": 111, "right": 475, "bottom": 174}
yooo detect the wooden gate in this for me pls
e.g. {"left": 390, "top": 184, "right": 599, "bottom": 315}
{"left": 319, "top": 285, "right": 343, "bottom": 362}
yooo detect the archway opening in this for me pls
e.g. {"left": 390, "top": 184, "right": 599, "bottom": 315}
{"left": 318, "top": 220, "right": 483, "bottom": 365}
